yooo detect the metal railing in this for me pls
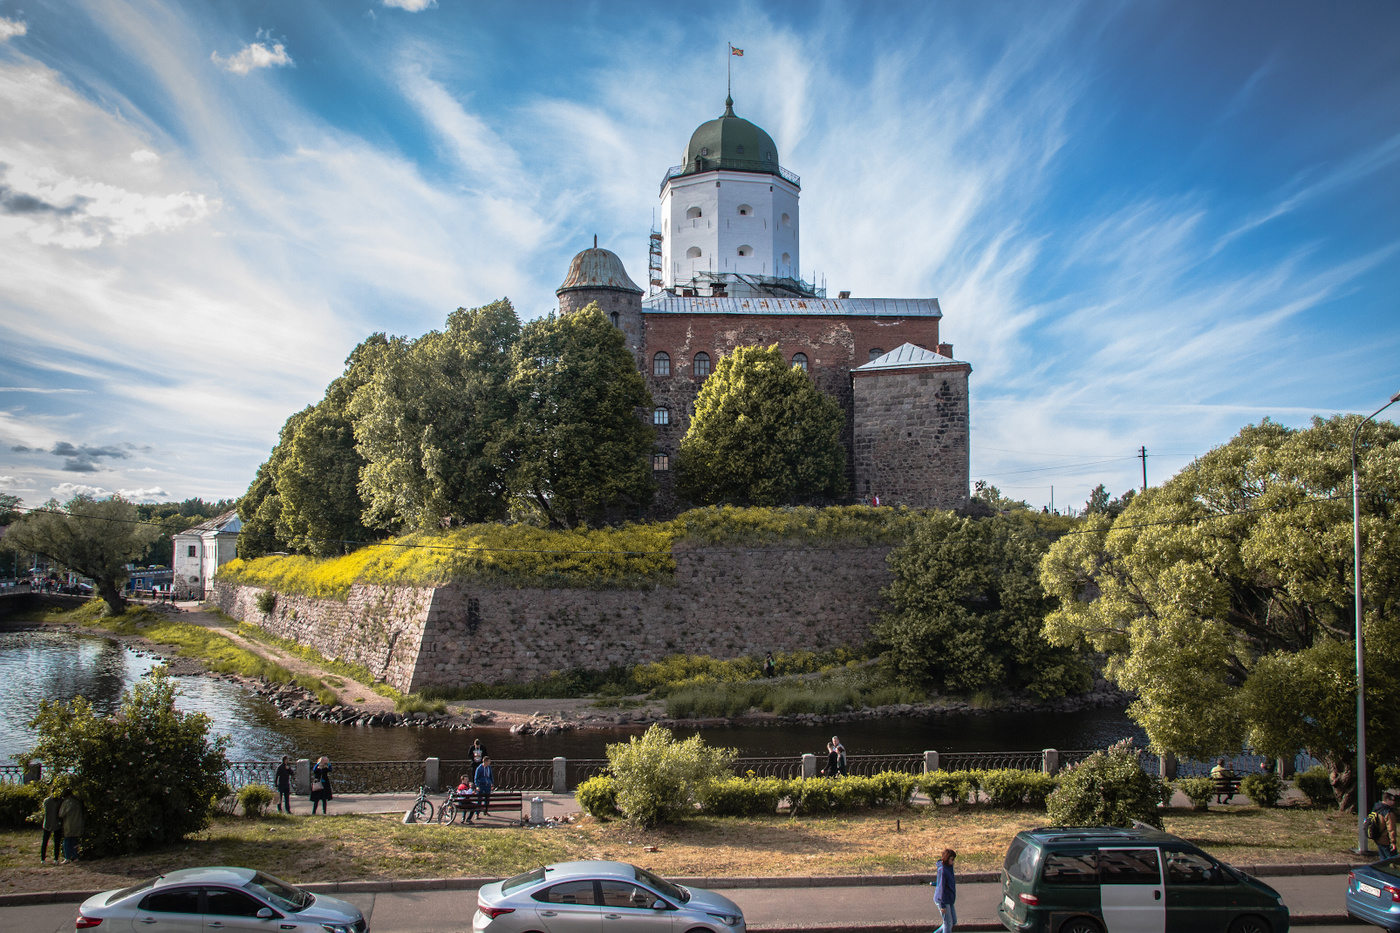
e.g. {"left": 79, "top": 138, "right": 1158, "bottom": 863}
{"left": 661, "top": 159, "right": 800, "bottom": 189}
{"left": 0, "top": 765, "right": 28, "bottom": 786}
{"left": 939, "top": 750, "right": 1045, "bottom": 772}
{"left": 330, "top": 760, "right": 427, "bottom": 795}
{"left": 223, "top": 761, "right": 278, "bottom": 791}
{"left": 732, "top": 757, "right": 803, "bottom": 779}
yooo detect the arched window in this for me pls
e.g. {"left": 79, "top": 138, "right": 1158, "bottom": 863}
{"left": 869, "top": 347, "right": 884, "bottom": 361}
{"left": 686, "top": 246, "right": 702, "bottom": 259}
{"left": 610, "top": 312, "right": 620, "bottom": 327}
{"left": 686, "top": 206, "right": 702, "bottom": 219}
{"left": 652, "top": 352, "right": 670, "bottom": 376}
{"left": 792, "top": 352, "right": 808, "bottom": 372}
{"left": 693, "top": 352, "right": 711, "bottom": 378}
{"left": 652, "top": 453, "right": 670, "bottom": 472}
{"left": 653, "top": 407, "right": 670, "bottom": 426}
{"left": 781, "top": 252, "right": 791, "bottom": 267}
{"left": 781, "top": 213, "right": 791, "bottom": 227}
{"left": 737, "top": 245, "right": 753, "bottom": 257}
{"left": 737, "top": 204, "right": 752, "bottom": 216}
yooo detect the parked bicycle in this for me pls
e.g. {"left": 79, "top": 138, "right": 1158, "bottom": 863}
{"left": 409, "top": 785, "right": 434, "bottom": 823}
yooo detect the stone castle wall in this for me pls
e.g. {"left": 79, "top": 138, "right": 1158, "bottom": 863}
{"left": 215, "top": 542, "right": 894, "bottom": 693}
{"left": 853, "top": 364, "right": 971, "bottom": 510}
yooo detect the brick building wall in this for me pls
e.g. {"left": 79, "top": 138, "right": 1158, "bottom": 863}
{"left": 852, "top": 363, "right": 971, "bottom": 509}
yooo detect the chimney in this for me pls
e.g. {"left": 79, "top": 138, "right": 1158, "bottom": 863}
{"left": 937, "top": 343, "right": 954, "bottom": 357}
{"left": 838, "top": 290, "right": 851, "bottom": 299}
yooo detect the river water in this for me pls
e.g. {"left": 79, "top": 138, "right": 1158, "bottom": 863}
{"left": 0, "top": 629, "right": 1145, "bottom": 763}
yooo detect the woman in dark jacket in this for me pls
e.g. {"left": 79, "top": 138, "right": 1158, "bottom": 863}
{"left": 275, "top": 756, "right": 294, "bottom": 813}
{"left": 310, "top": 756, "right": 333, "bottom": 814}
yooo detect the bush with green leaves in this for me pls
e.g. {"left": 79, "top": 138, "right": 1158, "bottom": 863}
{"left": 575, "top": 775, "right": 620, "bottom": 820}
{"left": 1377, "top": 764, "right": 1400, "bottom": 791}
{"left": 981, "top": 769, "right": 1060, "bottom": 809}
{"left": 697, "top": 776, "right": 788, "bottom": 817}
{"left": 255, "top": 591, "right": 277, "bottom": 615}
{"left": 237, "top": 783, "right": 276, "bottom": 818}
{"left": 605, "top": 725, "right": 733, "bottom": 827}
{"left": 1239, "top": 772, "right": 1283, "bottom": 808}
{"left": 26, "top": 667, "right": 230, "bottom": 856}
{"left": 0, "top": 783, "right": 43, "bottom": 829}
{"left": 1291, "top": 766, "right": 1333, "bottom": 808}
{"left": 1045, "top": 740, "right": 1166, "bottom": 829}
{"left": 1177, "top": 777, "right": 1214, "bottom": 811}
{"left": 918, "top": 771, "right": 982, "bottom": 807}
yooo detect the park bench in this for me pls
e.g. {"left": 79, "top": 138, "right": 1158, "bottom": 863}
{"left": 1212, "top": 772, "right": 1240, "bottom": 804}
{"left": 447, "top": 791, "right": 526, "bottom": 824}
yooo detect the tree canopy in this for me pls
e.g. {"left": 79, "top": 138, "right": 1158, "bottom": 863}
{"left": 1040, "top": 416, "right": 1400, "bottom": 808}
{"left": 6, "top": 494, "right": 161, "bottom": 614}
{"left": 509, "top": 305, "right": 655, "bottom": 527}
{"left": 677, "top": 344, "right": 846, "bottom": 506}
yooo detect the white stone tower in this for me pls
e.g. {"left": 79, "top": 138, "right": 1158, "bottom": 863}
{"left": 659, "top": 96, "right": 808, "bottom": 297}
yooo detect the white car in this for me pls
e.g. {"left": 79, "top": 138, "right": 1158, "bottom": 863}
{"left": 74, "top": 866, "right": 367, "bottom": 932}
{"left": 474, "top": 861, "right": 745, "bottom": 933}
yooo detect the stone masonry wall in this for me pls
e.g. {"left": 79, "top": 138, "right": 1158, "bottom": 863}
{"left": 215, "top": 542, "right": 894, "bottom": 692}
{"left": 852, "top": 364, "right": 971, "bottom": 509}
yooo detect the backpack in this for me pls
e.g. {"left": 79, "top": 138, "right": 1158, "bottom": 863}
{"left": 1368, "top": 805, "right": 1391, "bottom": 843}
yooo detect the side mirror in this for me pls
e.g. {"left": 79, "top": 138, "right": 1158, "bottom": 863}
{"left": 651, "top": 899, "right": 672, "bottom": 910}
{"left": 256, "top": 907, "right": 275, "bottom": 919}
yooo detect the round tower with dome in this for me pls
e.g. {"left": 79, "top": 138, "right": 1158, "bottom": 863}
{"left": 556, "top": 236, "right": 645, "bottom": 356}
{"left": 658, "top": 96, "right": 808, "bottom": 297}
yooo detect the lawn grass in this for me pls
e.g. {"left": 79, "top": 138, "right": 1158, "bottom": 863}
{"left": 0, "top": 805, "right": 1361, "bottom": 896}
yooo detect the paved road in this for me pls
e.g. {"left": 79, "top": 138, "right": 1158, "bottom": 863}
{"left": 2, "top": 873, "right": 1360, "bottom": 932}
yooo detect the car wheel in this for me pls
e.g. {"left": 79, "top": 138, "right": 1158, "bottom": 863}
{"left": 1228, "top": 915, "right": 1272, "bottom": 933}
{"left": 1058, "top": 919, "right": 1103, "bottom": 933}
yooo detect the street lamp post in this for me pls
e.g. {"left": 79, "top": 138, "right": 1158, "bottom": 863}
{"left": 1353, "top": 389, "right": 1400, "bottom": 854}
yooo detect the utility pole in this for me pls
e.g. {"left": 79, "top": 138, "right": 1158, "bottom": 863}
{"left": 1138, "top": 446, "right": 1148, "bottom": 492}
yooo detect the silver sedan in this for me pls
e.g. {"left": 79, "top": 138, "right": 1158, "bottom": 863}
{"left": 473, "top": 861, "right": 745, "bottom": 933}
{"left": 73, "top": 866, "right": 367, "bottom": 932}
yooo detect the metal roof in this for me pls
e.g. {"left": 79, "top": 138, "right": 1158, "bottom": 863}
{"left": 642, "top": 297, "right": 941, "bottom": 318}
{"left": 855, "top": 342, "right": 964, "bottom": 371}
{"left": 557, "top": 247, "right": 643, "bottom": 295}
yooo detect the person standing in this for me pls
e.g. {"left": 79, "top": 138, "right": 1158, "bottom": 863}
{"left": 473, "top": 756, "right": 494, "bottom": 822}
{"left": 1372, "top": 791, "right": 1399, "bottom": 859}
{"left": 930, "top": 848, "right": 957, "bottom": 932}
{"left": 835, "top": 737, "right": 848, "bottom": 776}
{"left": 825, "top": 737, "right": 840, "bottom": 777}
{"left": 274, "top": 756, "right": 294, "bottom": 814}
{"left": 469, "top": 739, "right": 487, "bottom": 770}
{"left": 40, "top": 790, "right": 62, "bottom": 862}
{"left": 763, "top": 652, "right": 776, "bottom": 678}
{"left": 58, "top": 790, "right": 85, "bottom": 863}
{"left": 309, "top": 756, "right": 333, "bottom": 815}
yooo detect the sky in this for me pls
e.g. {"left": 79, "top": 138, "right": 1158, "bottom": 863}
{"left": 0, "top": 0, "right": 1397, "bottom": 513}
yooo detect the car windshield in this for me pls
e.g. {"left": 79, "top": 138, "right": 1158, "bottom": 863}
{"left": 503, "top": 868, "right": 548, "bottom": 894}
{"left": 634, "top": 866, "right": 688, "bottom": 903}
{"left": 1374, "top": 861, "right": 1400, "bottom": 880}
{"left": 106, "top": 878, "right": 157, "bottom": 906}
{"left": 247, "top": 872, "right": 312, "bottom": 912}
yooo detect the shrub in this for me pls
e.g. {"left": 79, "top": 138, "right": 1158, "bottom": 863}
{"left": 1178, "top": 777, "right": 1215, "bottom": 811}
{"left": 26, "top": 668, "right": 229, "bottom": 856}
{"left": 606, "top": 725, "right": 733, "bottom": 827}
{"left": 697, "top": 776, "right": 788, "bottom": 816}
{"left": 0, "top": 783, "right": 44, "bottom": 829}
{"left": 787, "top": 777, "right": 838, "bottom": 814}
{"left": 255, "top": 591, "right": 277, "bottom": 615}
{"left": 982, "top": 769, "right": 1060, "bottom": 809}
{"left": 575, "top": 776, "right": 620, "bottom": 819}
{"left": 1239, "top": 772, "right": 1284, "bottom": 808}
{"left": 869, "top": 770, "right": 919, "bottom": 807}
{"left": 918, "top": 771, "right": 981, "bottom": 807}
{"left": 1045, "top": 740, "right": 1166, "bottom": 829}
{"left": 1291, "top": 766, "right": 1333, "bottom": 808}
{"left": 395, "top": 694, "right": 448, "bottom": 715}
{"left": 237, "top": 783, "right": 276, "bottom": 818}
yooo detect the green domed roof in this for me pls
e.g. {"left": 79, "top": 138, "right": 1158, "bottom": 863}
{"left": 677, "top": 97, "right": 785, "bottom": 182}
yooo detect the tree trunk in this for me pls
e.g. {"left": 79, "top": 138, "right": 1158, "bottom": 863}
{"left": 1328, "top": 757, "right": 1357, "bottom": 813}
{"left": 96, "top": 578, "right": 127, "bottom": 616}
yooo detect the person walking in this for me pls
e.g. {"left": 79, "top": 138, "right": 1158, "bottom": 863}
{"left": 274, "top": 756, "right": 294, "bottom": 814}
{"left": 825, "top": 737, "right": 841, "bottom": 777}
{"left": 473, "top": 756, "right": 494, "bottom": 822}
{"left": 309, "top": 756, "right": 333, "bottom": 815}
{"left": 930, "top": 848, "right": 957, "bottom": 932}
{"left": 40, "top": 790, "right": 61, "bottom": 862}
{"left": 835, "top": 737, "right": 848, "bottom": 776}
{"left": 58, "top": 790, "right": 85, "bottom": 863}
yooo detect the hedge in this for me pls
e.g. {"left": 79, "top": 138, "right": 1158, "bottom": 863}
{"left": 0, "top": 783, "right": 43, "bottom": 829}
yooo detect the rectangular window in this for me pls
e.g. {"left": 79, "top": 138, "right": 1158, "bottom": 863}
{"left": 653, "top": 407, "right": 670, "bottom": 425}
{"left": 1098, "top": 848, "right": 1161, "bottom": 885}
{"left": 652, "top": 453, "right": 670, "bottom": 471}
{"left": 187, "top": 545, "right": 197, "bottom": 558}
{"left": 1042, "top": 851, "right": 1097, "bottom": 885}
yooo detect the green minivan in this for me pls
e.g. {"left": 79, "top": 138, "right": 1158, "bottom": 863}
{"left": 997, "top": 825, "right": 1289, "bottom": 933}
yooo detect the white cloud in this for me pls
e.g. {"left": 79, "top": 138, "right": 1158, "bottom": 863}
{"left": 210, "top": 41, "right": 293, "bottom": 76}
{"left": 118, "top": 486, "right": 169, "bottom": 502}
{"left": 383, "top": 0, "right": 437, "bottom": 10}
{"left": 131, "top": 149, "right": 160, "bottom": 164}
{"left": 50, "top": 483, "right": 109, "bottom": 499}
{"left": 0, "top": 17, "right": 25, "bottom": 42}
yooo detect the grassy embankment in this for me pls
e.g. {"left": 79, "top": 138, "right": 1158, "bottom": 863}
{"left": 0, "top": 804, "right": 1362, "bottom": 894}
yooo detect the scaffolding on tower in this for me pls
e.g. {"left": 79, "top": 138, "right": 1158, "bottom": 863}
{"left": 647, "top": 228, "right": 664, "bottom": 294}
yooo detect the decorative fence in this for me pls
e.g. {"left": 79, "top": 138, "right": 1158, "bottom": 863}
{"left": 938, "top": 750, "right": 1045, "bottom": 772}
{"left": 223, "top": 761, "right": 278, "bottom": 791}
{"left": 0, "top": 764, "right": 28, "bottom": 786}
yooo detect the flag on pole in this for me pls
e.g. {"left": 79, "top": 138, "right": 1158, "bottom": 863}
{"left": 731, "top": 46, "right": 744, "bottom": 56}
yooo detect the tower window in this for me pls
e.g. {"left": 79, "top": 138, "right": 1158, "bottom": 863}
{"left": 781, "top": 213, "right": 791, "bottom": 227}
{"left": 781, "top": 252, "right": 791, "bottom": 266}
{"left": 652, "top": 352, "right": 671, "bottom": 376}
{"left": 736, "top": 145, "right": 744, "bottom": 154}
{"left": 792, "top": 352, "right": 808, "bottom": 372}
{"left": 869, "top": 347, "right": 884, "bottom": 361}
{"left": 694, "top": 352, "right": 711, "bottom": 378}
{"left": 653, "top": 407, "right": 670, "bottom": 425}
{"left": 653, "top": 453, "right": 670, "bottom": 471}
{"left": 765, "top": 151, "right": 772, "bottom": 160}
{"left": 610, "top": 312, "right": 620, "bottom": 327}
{"left": 700, "top": 147, "right": 709, "bottom": 156}
{"left": 686, "top": 246, "right": 702, "bottom": 259}
{"left": 737, "top": 245, "right": 753, "bottom": 257}
{"left": 737, "top": 204, "right": 752, "bottom": 216}
{"left": 686, "top": 206, "right": 702, "bottom": 219}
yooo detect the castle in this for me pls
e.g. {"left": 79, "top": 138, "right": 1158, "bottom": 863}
{"left": 555, "top": 96, "right": 972, "bottom": 512}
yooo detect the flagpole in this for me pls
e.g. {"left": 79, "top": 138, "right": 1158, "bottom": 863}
{"left": 727, "top": 43, "right": 732, "bottom": 98}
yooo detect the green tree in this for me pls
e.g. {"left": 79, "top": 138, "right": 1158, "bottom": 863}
{"left": 878, "top": 511, "right": 1091, "bottom": 698}
{"left": 0, "top": 493, "right": 22, "bottom": 524}
{"left": 1045, "top": 739, "right": 1167, "bottom": 828}
{"left": 27, "top": 668, "right": 229, "bottom": 856}
{"left": 351, "top": 300, "right": 521, "bottom": 531}
{"left": 1040, "top": 416, "right": 1400, "bottom": 809}
{"left": 1083, "top": 483, "right": 1135, "bottom": 518}
{"left": 236, "top": 408, "right": 307, "bottom": 558}
{"left": 972, "top": 480, "right": 1030, "bottom": 512}
{"left": 7, "top": 494, "right": 161, "bottom": 614}
{"left": 605, "top": 724, "right": 733, "bottom": 827}
{"left": 0, "top": 493, "right": 22, "bottom": 578}
{"left": 677, "top": 344, "right": 846, "bottom": 506}
{"left": 508, "top": 305, "right": 655, "bottom": 528}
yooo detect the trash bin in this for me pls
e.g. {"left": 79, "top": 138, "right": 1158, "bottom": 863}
{"left": 531, "top": 796, "right": 545, "bottom": 824}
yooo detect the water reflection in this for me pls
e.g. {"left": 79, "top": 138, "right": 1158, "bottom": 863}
{"left": 0, "top": 630, "right": 1145, "bottom": 763}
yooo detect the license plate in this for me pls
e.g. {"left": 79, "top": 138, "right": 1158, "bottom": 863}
{"left": 1002, "top": 894, "right": 1016, "bottom": 913}
{"left": 1359, "top": 881, "right": 1383, "bottom": 897}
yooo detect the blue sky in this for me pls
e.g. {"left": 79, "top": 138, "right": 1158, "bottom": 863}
{"left": 0, "top": 0, "right": 1396, "bottom": 511}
